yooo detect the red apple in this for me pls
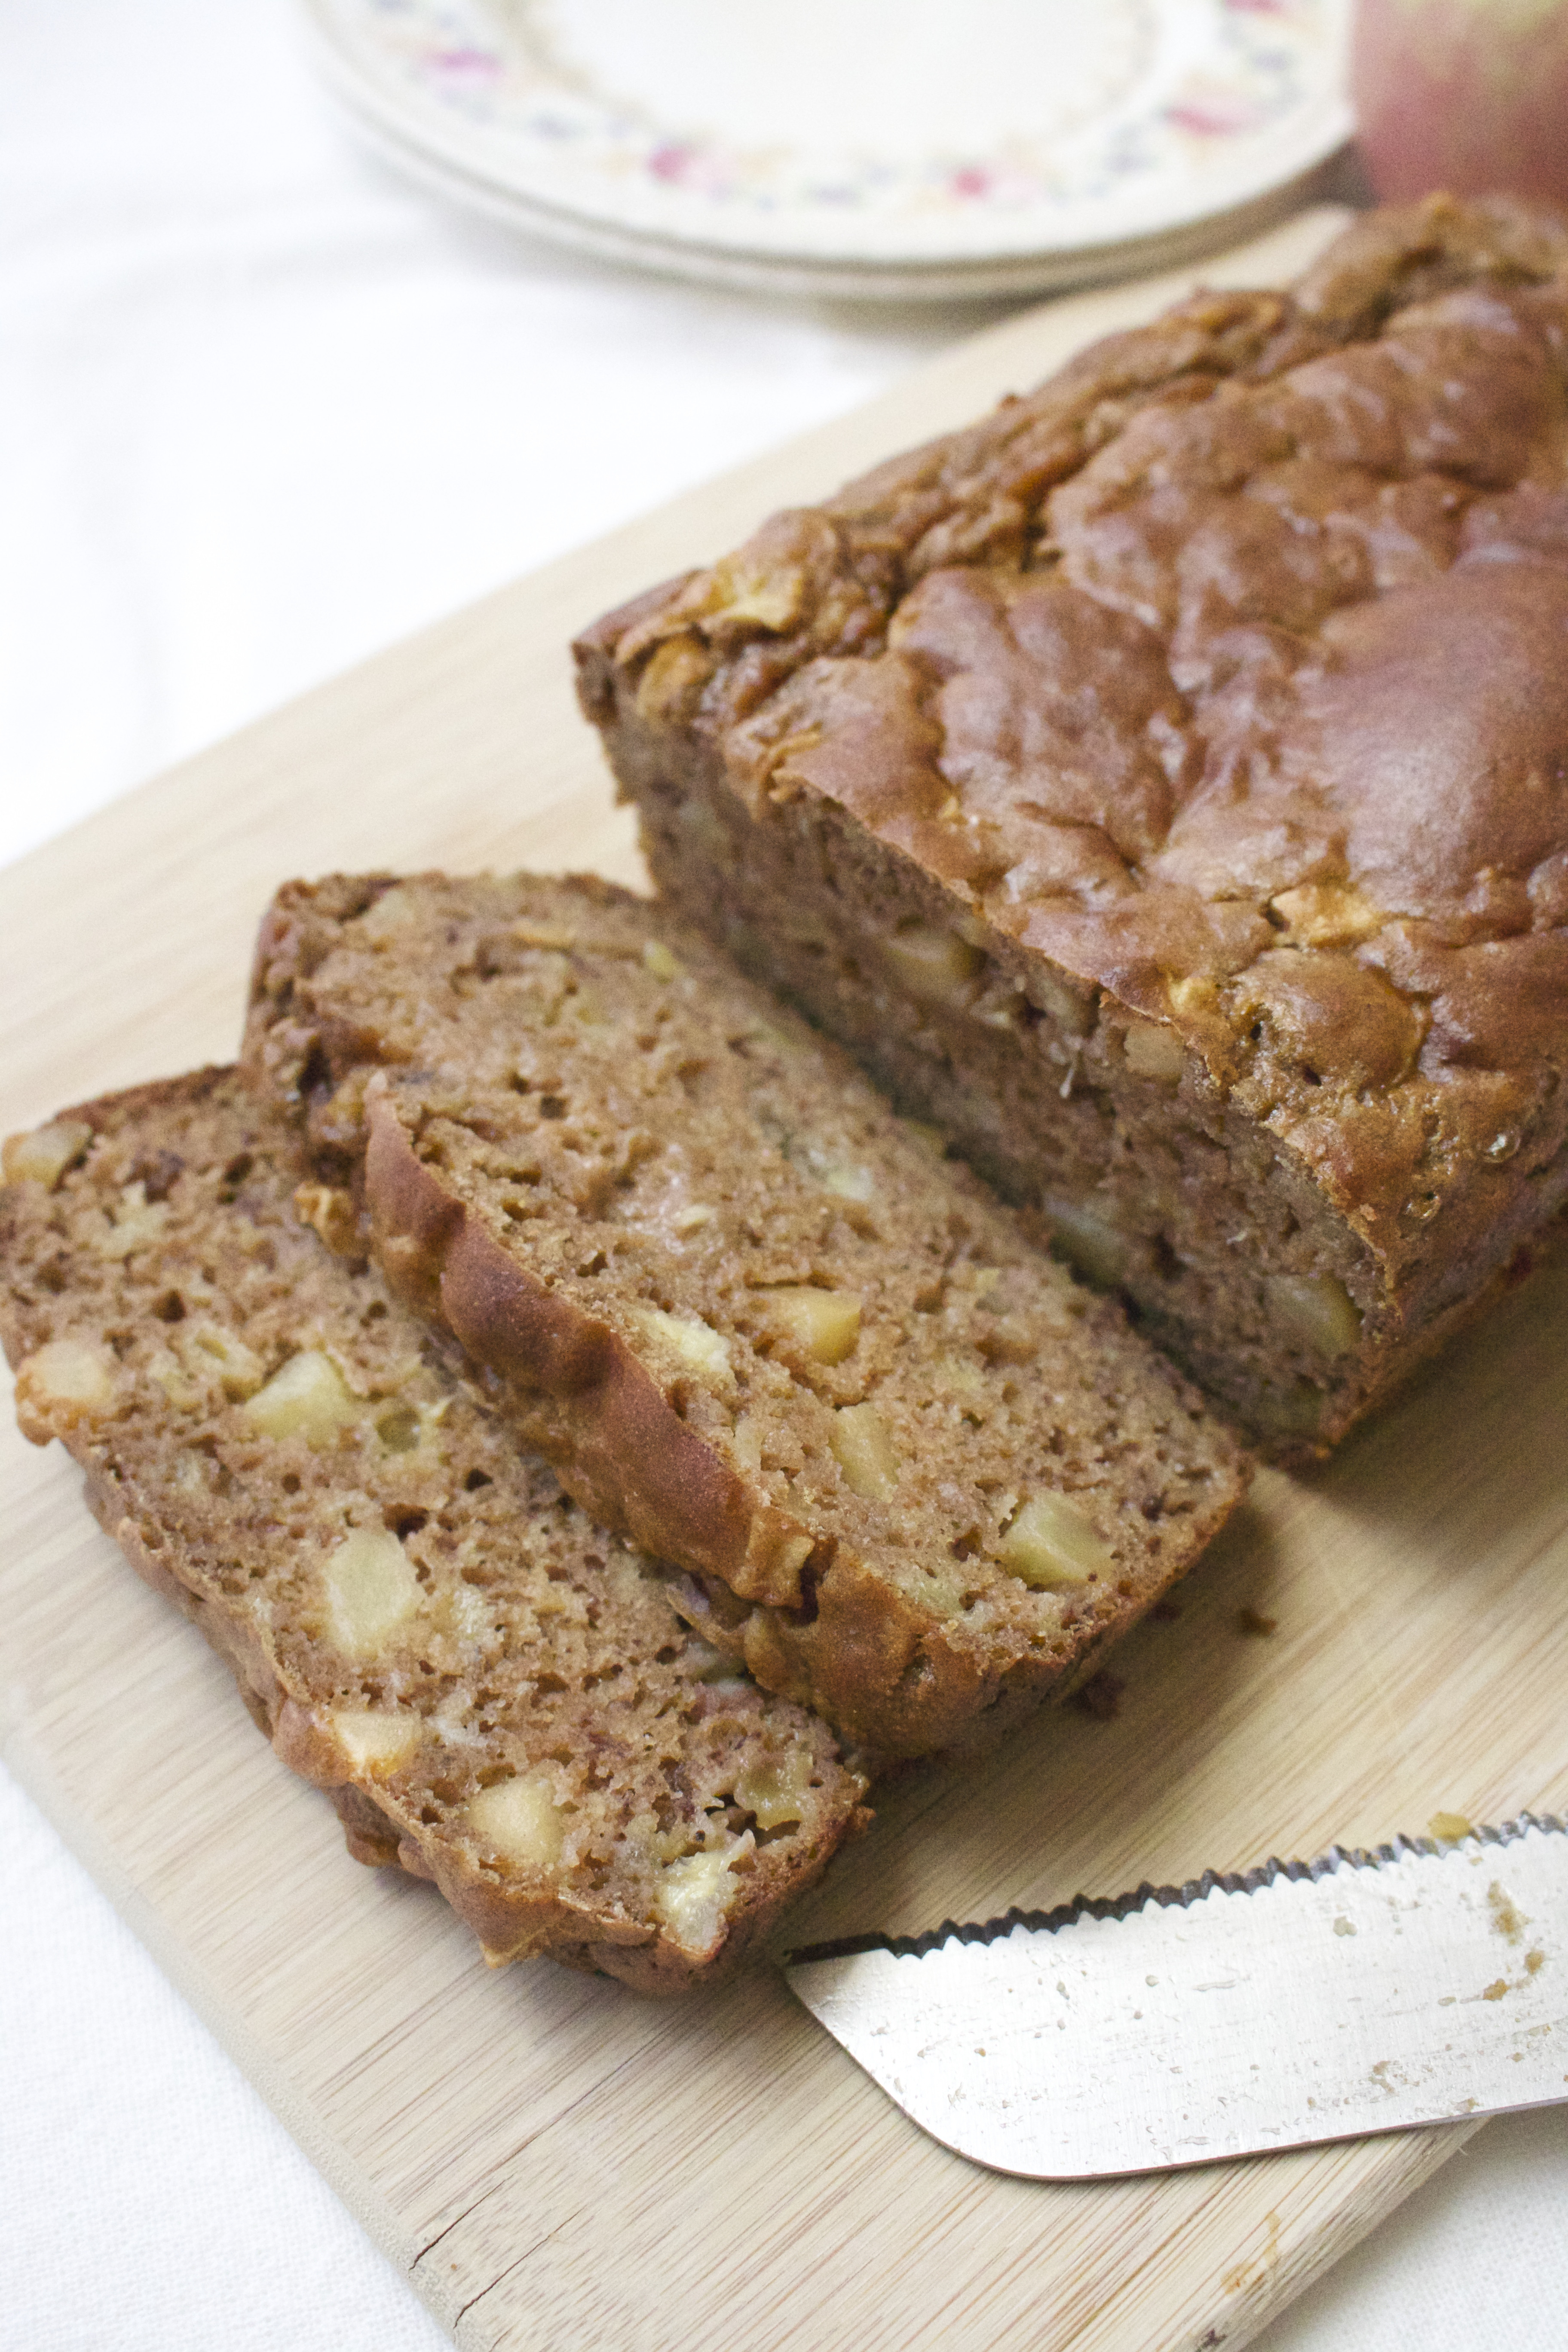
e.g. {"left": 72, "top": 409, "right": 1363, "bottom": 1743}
{"left": 1352, "top": 0, "right": 1568, "bottom": 205}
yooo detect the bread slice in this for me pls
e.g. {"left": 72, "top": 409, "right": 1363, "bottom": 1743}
{"left": 244, "top": 872, "right": 1247, "bottom": 1761}
{"left": 574, "top": 195, "right": 1568, "bottom": 1461}
{"left": 0, "top": 1070, "right": 869, "bottom": 1991}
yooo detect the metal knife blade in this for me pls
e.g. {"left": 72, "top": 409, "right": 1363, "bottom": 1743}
{"left": 781, "top": 1814, "right": 1568, "bottom": 2178}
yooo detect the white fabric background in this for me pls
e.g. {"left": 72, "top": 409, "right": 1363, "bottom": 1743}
{"left": 3, "top": 5, "right": 1568, "bottom": 2346}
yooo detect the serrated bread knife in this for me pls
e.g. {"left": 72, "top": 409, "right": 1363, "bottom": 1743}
{"left": 781, "top": 1814, "right": 1568, "bottom": 2178}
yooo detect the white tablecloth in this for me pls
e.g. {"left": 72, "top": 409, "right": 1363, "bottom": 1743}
{"left": 4, "top": 5, "right": 1568, "bottom": 2346}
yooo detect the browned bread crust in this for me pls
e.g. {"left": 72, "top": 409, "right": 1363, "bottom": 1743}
{"left": 243, "top": 872, "right": 1247, "bottom": 1761}
{"left": 575, "top": 195, "right": 1568, "bottom": 1456}
{"left": 0, "top": 1070, "right": 869, "bottom": 1991}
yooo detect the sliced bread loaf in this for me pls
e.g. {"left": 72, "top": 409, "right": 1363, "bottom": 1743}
{"left": 245, "top": 872, "right": 1247, "bottom": 1760}
{"left": 0, "top": 1069, "right": 868, "bottom": 1991}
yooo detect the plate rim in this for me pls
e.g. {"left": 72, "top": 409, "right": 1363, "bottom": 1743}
{"left": 328, "top": 73, "right": 1349, "bottom": 304}
{"left": 301, "top": 0, "right": 1354, "bottom": 279}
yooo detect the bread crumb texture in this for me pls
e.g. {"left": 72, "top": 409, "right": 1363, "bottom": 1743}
{"left": 245, "top": 873, "right": 1246, "bottom": 1758}
{"left": 0, "top": 1072, "right": 869, "bottom": 1992}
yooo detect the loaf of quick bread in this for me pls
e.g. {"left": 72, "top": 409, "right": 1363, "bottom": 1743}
{"left": 243, "top": 872, "right": 1246, "bottom": 1761}
{"left": 0, "top": 1071, "right": 870, "bottom": 1991}
{"left": 576, "top": 194, "right": 1568, "bottom": 1456}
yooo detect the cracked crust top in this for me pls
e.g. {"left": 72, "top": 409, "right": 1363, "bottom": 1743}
{"left": 576, "top": 196, "right": 1568, "bottom": 1292}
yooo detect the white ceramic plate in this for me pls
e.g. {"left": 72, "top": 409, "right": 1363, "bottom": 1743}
{"left": 304, "top": 0, "right": 1353, "bottom": 299}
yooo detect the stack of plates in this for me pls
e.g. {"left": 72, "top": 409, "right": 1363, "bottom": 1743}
{"left": 303, "top": 0, "right": 1352, "bottom": 301}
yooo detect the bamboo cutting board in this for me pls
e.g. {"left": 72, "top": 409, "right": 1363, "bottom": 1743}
{"left": 6, "top": 204, "right": 1565, "bottom": 2351}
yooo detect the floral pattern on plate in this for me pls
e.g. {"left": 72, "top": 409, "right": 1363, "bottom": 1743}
{"left": 305, "top": 0, "right": 1350, "bottom": 274}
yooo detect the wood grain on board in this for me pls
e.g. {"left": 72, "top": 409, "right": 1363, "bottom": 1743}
{"left": 7, "top": 204, "right": 1562, "bottom": 2351}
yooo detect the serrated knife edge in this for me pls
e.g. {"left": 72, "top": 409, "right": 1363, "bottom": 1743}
{"left": 780, "top": 1814, "right": 1568, "bottom": 2178}
{"left": 782, "top": 1810, "right": 1568, "bottom": 1966}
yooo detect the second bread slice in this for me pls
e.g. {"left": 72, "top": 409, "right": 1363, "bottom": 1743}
{"left": 247, "top": 872, "right": 1247, "bottom": 1758}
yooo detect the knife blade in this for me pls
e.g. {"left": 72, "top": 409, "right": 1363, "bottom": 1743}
{"left": 781, "top": 1813, "right": 1568, "bottom": 2178}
